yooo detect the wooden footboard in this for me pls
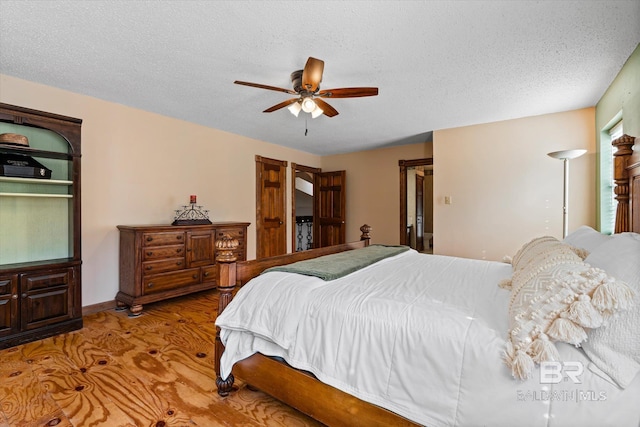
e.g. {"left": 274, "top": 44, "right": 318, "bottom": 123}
{"left": 233, "top": 353, "right": 418, "bottom": 427}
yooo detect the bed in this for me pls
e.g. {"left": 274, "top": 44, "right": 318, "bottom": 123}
{"left": 213, "top": 134, "right": 640, "bottom": 427}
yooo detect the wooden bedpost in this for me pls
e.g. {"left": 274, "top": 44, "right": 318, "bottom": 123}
{"left": 360, "top": 224, "right": 372, "bottom": 246}
{"left": 214, "top": 234, "right": 239, "bottom": 396}
{"left": 613, "top": 134, "right": 635, "bottom": 233}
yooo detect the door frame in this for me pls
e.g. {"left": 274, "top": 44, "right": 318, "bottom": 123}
{"left": 291, "top": 163, "right": 321, "bottom": 252}
{"left": 399, "top": 158, "right": 433, "bottom": 246}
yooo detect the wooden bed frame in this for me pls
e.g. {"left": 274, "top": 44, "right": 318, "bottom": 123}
{"left": 213, "top": 135, "right": 639, "bottom": 427}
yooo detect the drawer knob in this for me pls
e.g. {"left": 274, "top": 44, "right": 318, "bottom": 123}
{"left": 203, "top": 272, "right": 209, "bottom": 277}
{"left": 148, "top": 283, "right": 154, "bottom": 288}
{"left": 177, "top": 261, "right": 182, "bottom": 266}
{"left": 192, "top": 274, "right": 198, "bottom": 279}
{"left": 147, "top": 251, "right": 153, "bottom": 256}
{"left": 177, "top": 248, "right": 182, "bottom": 253}
{"left": 12, "top": 294, "right": 18, "bottom": 299}
{"left": 146, "top": 266, "right": 153, "bottom": 270}
{"left": 177, "top": 235, "right": 183, "bottom": 240}
{"left": 147, "top": 236, "right": 153, "bottom": 242}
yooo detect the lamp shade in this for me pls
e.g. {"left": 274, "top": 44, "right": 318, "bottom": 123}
{"left": 547, "top": 148, "right": 586, "bottom": 239}
{"left": 301, "top": 97, "right": 316, "bottom": 113}
{"left": 311, "top": 106, "right": 324, "bottom": 118}
{"left": 288, "top": 101, "right": 302, "bottom": 117}
{"left": 547, "top": 149, "right": 587, "bottom": 160}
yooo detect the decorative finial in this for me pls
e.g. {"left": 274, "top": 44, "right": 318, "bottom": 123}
{"left": 215, "top": 234, "right": 239, "bottom": 262}
{"left": 360, "top": 224, "right": 372, "bottom": 241}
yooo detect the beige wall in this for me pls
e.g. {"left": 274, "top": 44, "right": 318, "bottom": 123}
{"left": 434, "top": 108, "right": 596, "bottom": 260}
{"left": 1, "top": 74, "right": 597, "bottom": 307}
{"left": 322, "top": 143, "right": 433, "bottom": 244}
{"left": 1, "top": 74, "right": 321, "bottom": 307}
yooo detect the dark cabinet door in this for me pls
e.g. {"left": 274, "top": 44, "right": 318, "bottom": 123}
{"left": 0, "top": 275, "right": 18, "bottom": 338}
{"left": 20, "top": 268, "right": 75, "bottom": 331}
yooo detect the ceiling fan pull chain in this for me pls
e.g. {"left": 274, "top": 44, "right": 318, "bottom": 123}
{"left": 305, "top": 118, "right": 308, "bottom": 136}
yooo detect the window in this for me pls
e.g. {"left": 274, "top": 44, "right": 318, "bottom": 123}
{"left": 600, "top": 120, "right": 623, "bottom": 234}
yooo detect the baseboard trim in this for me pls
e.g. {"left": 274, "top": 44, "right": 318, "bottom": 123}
{"left": 82, "top": 299, "right": 117, "bottom": 316}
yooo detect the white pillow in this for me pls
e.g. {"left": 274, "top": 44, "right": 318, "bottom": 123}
{"left": 502, "top": 236, "right": 634, "bottom": 381}
{"left": 582, "top": 232, "right": 640, "bottom": 388}
{"left": 563, "top": 225, "right": 612, "bottom": 253}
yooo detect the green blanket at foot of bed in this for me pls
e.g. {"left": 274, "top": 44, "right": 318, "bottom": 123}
{"left": 263, "top": 244, "right": 410, "bottom": 281}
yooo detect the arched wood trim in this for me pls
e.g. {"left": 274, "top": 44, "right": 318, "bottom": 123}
{"left": 399, "top": 158, "right": 433, "bottom": 246}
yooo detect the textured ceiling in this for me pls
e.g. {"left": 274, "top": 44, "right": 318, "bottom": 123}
{"left": 1, "top": 1, "right": 639, "bottom": 155}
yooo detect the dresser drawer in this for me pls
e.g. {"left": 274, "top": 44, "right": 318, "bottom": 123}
{"left": 142, "top": 232, "right": 185, "bottom": 247}
{"left": 217, "top": 227, "right": 245, "bottom": 241}
{"left": 143, "top": 245, "right": 184, "bottom": 261}
{"left": 142, "top": 258, "right": 185, "bottom": 275}
{"left": 143, "top": 268, "right": 200, "bottom": 294}
{"left": 201, "top": 265, "right": 217, "bottom": 283}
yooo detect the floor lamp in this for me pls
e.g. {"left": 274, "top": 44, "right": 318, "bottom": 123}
{"left": 547, "top": 149, "right": 587, "bottom": 238}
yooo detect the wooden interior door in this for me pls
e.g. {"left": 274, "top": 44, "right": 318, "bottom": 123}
{"left": 415, "top": 173, "right": 424, "bottom": 252}
{"left": 256, "top": 156, "right": 287, "bottom": 258}
{"left": 313, "top": 171, "right": 346, "bottom": 248}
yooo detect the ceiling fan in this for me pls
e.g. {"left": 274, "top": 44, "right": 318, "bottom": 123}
{"left": 234, "top": 57, "right": 378, "bottom": 118}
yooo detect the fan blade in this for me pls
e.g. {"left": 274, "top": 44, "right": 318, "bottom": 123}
{"left": 234, "top": 80, "right": 297, "bottom": 95}
{"left": 313, "top": 98, "right": 339, "bottom": 117}
{"left": 317, "top": 87, "right": 378, "bottom": 98}
{"left": 301, "top": 57, "right": 324, "bottom": 92}
{"left": 263, "top": 98, "right": 299, "bottom": 113}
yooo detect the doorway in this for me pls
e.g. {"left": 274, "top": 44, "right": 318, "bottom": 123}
{"left": 292, "top": 163, "right": 320, "bottom": 251}
{"left": 291, "top": 164, "right": 347, "bottom": 251}
{"left": 399, "top": 158, "right": 433, "bottom": 251}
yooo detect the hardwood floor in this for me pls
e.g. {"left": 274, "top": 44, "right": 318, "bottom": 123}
{"left": 0, "top": 291, "right": 323, "bottom": 427}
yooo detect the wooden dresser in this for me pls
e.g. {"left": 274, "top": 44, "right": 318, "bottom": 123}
{"left": 116, "top": 222, "right": 249, "bottom": 315}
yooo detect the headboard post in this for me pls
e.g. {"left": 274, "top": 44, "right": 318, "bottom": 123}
{"left": 214, "top": 234, "right": 239, "bottom": 396}
{"left": 613, "top": 134, "right": 635, "bottom": 233}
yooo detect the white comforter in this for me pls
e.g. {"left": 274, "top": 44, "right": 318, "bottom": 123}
{"left": 216, "top": 249, "right": 640, "bottom": 427}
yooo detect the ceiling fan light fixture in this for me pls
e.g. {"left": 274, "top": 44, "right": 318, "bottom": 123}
{"left": 311, "top": 106, "right": 324, "bottom": 118}
{"left": 301, "top": 97, "right": 317, "bottom": 113}
{"left": 288, "top": 101, "right": 302, "bottom": 117}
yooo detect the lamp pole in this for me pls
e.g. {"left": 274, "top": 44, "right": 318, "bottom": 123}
{"left": 547, "top": 149, "right": 587, "bottom": 238}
